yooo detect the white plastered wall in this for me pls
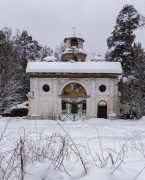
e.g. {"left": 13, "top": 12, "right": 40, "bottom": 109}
{"left": 28, "top": 76, "right": 120, "bottom": 120}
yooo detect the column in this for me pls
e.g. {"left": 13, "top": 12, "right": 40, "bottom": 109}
{"left": 91, "top": 78, "right": 96, "bottom": 117}
{"left": 52, "top": 78, "right": 58, "bottom": 119}
{"left": 34, "top": 78, "right": 39, "bottom": 117}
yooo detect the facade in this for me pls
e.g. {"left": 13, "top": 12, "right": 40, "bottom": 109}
{"left": 26, "top": 36, "right": 122, "bottom": 120}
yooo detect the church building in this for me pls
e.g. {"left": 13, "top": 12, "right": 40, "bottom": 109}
{"left": 26, "top": 36, "right": 122, "bottom": 120}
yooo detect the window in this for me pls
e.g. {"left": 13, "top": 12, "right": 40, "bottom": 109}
{"left": 99, "top": 85, "right": 106, "bottom": 92}
{"left": 71, "top": 39, "right": 78, "bottom": 47}
{"left": 62, "top": 101, "right": 67, "bottom": 110}
{"left": 73, "top": 56, "right": 78, "bottom": 61}
{"left": 82, "top": 101, "right": 86, "bottom": 110}
{"left": 42, "top": 84, "right": 50, "bottom": 92}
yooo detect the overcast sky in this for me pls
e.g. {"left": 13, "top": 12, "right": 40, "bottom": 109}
{"left": 0, "top": 0, "right": 144, "bottom": 60}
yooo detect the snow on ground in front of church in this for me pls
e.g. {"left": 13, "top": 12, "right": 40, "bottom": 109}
{"left": 0, "top": 116, "right": 145, "bottom": 180}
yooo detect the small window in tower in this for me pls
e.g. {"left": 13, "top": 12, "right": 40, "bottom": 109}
{"left": 71, "top": 39, "right": 78, "bottom": 47}
{"left": 73, "top": 56, "right": 78, "bottom": 62}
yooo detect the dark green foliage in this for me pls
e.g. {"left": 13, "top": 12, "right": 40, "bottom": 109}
{"left": 106, "top": 5, "right": 145, "bottom": 119}
{"left": 0, "top": 28, "right": 41, "bottom": 114}
{"left": 107, "top": 5, "right": 142, "bottom": 73}
{"left": 119, "top": 43, "right": 145, "bottom": 119}
{"left": 0, "top": 28, "right": 23, "bottom": 111}
{"left": 14, "top": 30, "right": 41, "bottom": 104}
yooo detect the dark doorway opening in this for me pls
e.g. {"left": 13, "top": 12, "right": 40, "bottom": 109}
{"left": 71, "top": 103, "right": 78, "bottom": 114}
{"left": 97, "top": 101, "right": 107, "bottom": 119}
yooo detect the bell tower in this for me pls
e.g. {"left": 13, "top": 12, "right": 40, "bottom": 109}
{"left": 61, "top": 36, "right": 87, "bottom": 62}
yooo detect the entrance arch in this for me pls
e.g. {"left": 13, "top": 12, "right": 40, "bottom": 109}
{"left": 61, "top": 82, "right": 87, "bottom": 97}
{"left": 61, "top": 82, "right": 87, "bottom": 120}
{"left": 97, "top": 101, "right": 107, "bottom": 119}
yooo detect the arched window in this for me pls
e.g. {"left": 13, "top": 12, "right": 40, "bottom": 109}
{"left": 71, "top": 39, "right": 78, "bottom": 47}
{"left": 73, "top": 56, "right": 78, "bottom": 62}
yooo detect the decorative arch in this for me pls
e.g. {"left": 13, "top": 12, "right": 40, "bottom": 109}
{"left": 61, "top": 82, "right": 87, "bottom": 97}
{"left": 97, "top": 100, "right": 107, "bottom": 119}
{"left": 59, "top": 80, "right": 89, "bottom": 96}
{"left": 98, "top": 100, "right": 107, "bottom": 106}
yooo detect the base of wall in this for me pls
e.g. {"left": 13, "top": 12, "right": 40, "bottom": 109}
{"left": 27, "top": 114, "right": 118, "bottom": 120}
{"left": 27, "top": 114, "right": 60, "bottom": 120}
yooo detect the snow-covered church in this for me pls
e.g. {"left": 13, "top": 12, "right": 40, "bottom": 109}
{"left": 26, "top": 36, "right": 122, "bottom": 120}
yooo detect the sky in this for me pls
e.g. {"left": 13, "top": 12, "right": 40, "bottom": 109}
{"left": 0, "top": 0, "right": 144, "bottom": 60}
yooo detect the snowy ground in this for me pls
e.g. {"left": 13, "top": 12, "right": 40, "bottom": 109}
{"left": 0, "top": 116, "right": 145, "bottom": 180}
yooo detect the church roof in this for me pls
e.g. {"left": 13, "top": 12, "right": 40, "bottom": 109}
{"left": 43, "top": 55, "right": 57, "bottom": 62}
{"left": 26, "top": 62, "right": 122, "bottom": 74}
{"left": 64, "top": 37, "right": 85, "bottom": 42}
{"left": 91, "top": 55, "right": 105, "bottom": 62}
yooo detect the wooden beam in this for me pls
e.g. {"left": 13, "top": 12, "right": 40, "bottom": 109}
{"left": 29, "top": 73, "right": 120, "bottom": 78}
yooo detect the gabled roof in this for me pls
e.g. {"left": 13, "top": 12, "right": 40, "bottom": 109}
{"left": 26, "top": 62, "right": 122, "bottom": 74}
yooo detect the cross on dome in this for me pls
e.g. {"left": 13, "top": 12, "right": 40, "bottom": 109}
{"left": 92, "top": 52, "right": 96, "bottom": 58}
{"left": 73, "top": 26, "right": 76, "bottom": 36}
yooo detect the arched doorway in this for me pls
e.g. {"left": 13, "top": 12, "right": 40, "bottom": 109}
{"left": 61, "top": 82, "right": 87, "bottom": 120}
{"left": 97, "top": 101, "right": 107, "bottom": 119}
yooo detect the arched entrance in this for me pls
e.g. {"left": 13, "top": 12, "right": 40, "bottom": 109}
{"left": 97, "top": 101, "right": 107, "bottom": 119}
{"left": 61, "top": 82, "right": 87, "bottom": 120}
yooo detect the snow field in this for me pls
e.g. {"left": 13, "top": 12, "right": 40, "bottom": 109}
{"left": 0, "top": 117, "right": 145, "bottom": 179}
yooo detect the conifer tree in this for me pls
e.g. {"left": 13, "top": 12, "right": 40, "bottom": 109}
{"left": 106, "top": 5, "right": 145, "bottom": 119}
{"left": 119, "top": 43, "right": 145, "bottom": 119}
{"left": 0, "top": 28, "right": 23, "bottom": 112}
{"left": 107, "top": 5, "right": 143, "bottom": 73}
{"left": 39, "top": 45, "right": 53, "bottom": 61}
{"left": 15, "top": 30, "right": 41, "bottom": 103}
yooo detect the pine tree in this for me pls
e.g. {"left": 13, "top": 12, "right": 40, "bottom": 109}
{"left": 0, "top": 28, "right": 42, "bottom": 114}
{"left": 39, "top": 45, "right": 53, "bottom": 61}
{"left": 106, "top": 5, "right": 145, "bottom": 119}
{"left": 14, "top": 30, "right": 41, "bottom": 103}
{"left": 0, "top": 28, "right": 24, "bottom": 113}
{"left": 54, "top": 42, "right": 66, "bottom": 61}
{"left": 107, "top": 5, "right": 143, "bottom": 73}
{"left": 119, "top": 43, "right": 145, "bottom": 119}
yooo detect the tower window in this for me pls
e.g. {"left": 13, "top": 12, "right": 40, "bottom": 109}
{"left": 71, "top": 39, "right": 78, "bottom": 47}
{"left": 73, "top": 56, "right": 78, "bottom": 62}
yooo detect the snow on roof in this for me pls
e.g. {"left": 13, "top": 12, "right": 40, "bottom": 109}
{"left": 64, "top": 37, "right": 85, "bottom": 42}
{"left": 62, "top": 47, "right": 85, "bottom": 55}
{"left": 26, "top": 62, "right": 122, "bottom": 74}
{"left": 91, "top": 55, "right": 105, "bottom": 62}
{"left": 43, "top": 56, "right": 57, "bottom": 62}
